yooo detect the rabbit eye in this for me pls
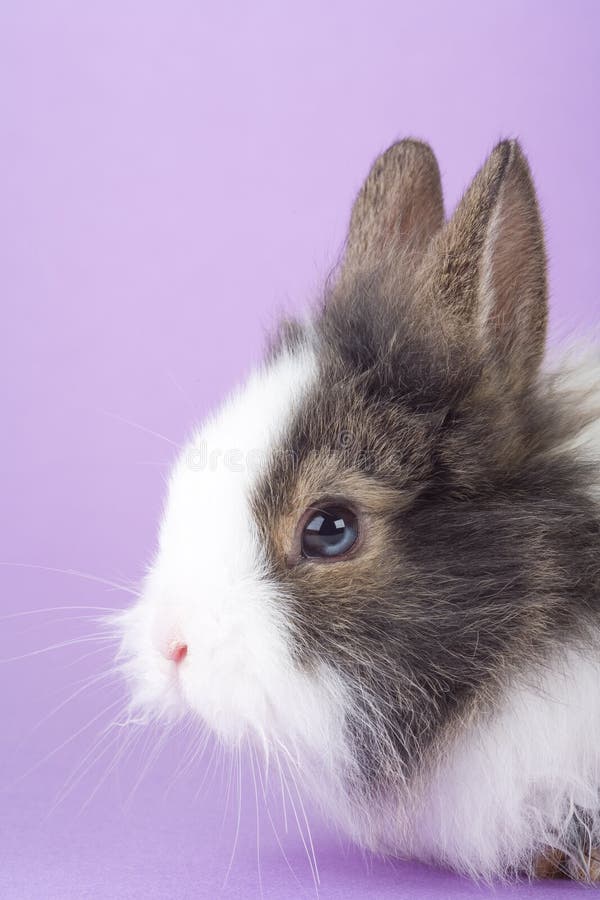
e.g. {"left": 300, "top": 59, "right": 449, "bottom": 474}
{"left": 301, "top": 505, "right": 359, "bottom": 559}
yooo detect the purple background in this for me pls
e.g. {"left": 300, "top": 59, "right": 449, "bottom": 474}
{"left": 1, "top": 2, "right": 598, "bottom": 897}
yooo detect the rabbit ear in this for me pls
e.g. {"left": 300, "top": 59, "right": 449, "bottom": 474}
{"left": 341, "top": 139, "right": 444, "bottom": 279}
{"left": 415, "top": 140, "right": 547, "bottom": 392}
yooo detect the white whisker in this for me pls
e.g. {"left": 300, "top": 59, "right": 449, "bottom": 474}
{"left": 124, "top": 720, "right": 174, "bottom": 806}
{"left": 275, "top": 748, "right": 289, "bottom": 834}
{"left": 1, "top": 633, "right": 120, "bottom": 663}
{"left": 50, "top": 722, "right": 124, "bottom": 815}
{"left": 276, "top": 739, "right": 321, "bottom": 890}
{"left": 223, "top": 743, "right": 243, "bottom": 890}
{"left": 194, "top": 735, "right": 221, "bottom": 799}
{"left": 114, "top": 722, "right": 148, "bottom": 806}
{"left": 78, "top": 723, "right": 140, "bottom": 814}
{"left": 249, "top": 743, "right": 264, "bottom": 900}
{"left": 0, "top": 561, "right": 137, "bottom": 596}
{"left": 165, "top": 368, "right": 198, "bottom": 419}
{"left": 0, "top": 605, "right": 124, "bottom": 621}
{"left": 11, "top": 695, "right": 125, "bottom": 788}
{"left": 220, "top": 745, "right": 236, "bottom": 838}
{"left": 255, "top": 746, "right": 307, "bottom": 894}
{"left": 59, "top": 643, "right": 119, "bottom": 671}
{"left": 167, "top": 721, "right": 210, "bottom": 798}
{"left": 100, "top": 409, "right": 182, "bottom": 450}
{"left": 25, "top": 668, "right": 119, "bottom": 740}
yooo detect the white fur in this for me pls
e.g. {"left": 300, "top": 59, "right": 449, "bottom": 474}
{"left": 313, "top": 643, "right": 600, "bottom": 880}
{"left": 119, "top": 344, "right": 350, "bottom": 778}
{"left": 401, "top": 644, "right": 600, "bottom": 878}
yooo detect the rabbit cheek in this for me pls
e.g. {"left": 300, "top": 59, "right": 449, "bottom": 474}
{"left": 118, "top": 343, "right": 353, "bottom": 750}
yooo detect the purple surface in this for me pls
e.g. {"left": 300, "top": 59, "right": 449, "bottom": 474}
{"left": 1, "top": 2, "right": 599, "bottom": 897}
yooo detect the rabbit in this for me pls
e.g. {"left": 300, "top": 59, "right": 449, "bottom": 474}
{"left": 116, "top": 138, "right": 600, "bottom": 882}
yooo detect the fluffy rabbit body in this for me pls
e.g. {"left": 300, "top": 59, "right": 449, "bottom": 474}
{"left": 119, "top": 140, "right": 600, "bottom": 881}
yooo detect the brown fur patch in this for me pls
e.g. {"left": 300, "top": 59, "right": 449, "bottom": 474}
{"left": 566, "top": 846, "right": 600, "bottom": 882}
{"left": 532, "top": 847, "right": 568, "bottom": 879}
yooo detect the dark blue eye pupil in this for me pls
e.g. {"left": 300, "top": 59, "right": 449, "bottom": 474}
{"left": 301, "top": 506, "right": 359, "bottom": 559}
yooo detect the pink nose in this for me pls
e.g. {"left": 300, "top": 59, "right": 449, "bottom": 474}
{"left": 165, "top": 641, "right": 188, "bottom": 664}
